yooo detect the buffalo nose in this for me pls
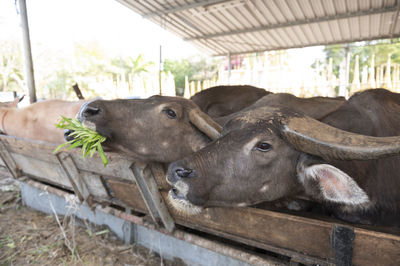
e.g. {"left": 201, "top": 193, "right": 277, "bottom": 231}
{"left": 175, "top": 168, "right": 193, "bottom": 178}
{"left": 82, "top": 105, "right": 100, "bottom": 117}
{"left": 64, "top": 129, "right": 75, "bottom": 141}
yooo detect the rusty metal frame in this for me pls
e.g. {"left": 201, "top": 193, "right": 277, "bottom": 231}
{"left": 0, "top": 139, "right": 21, "bottom": 178}
{"left": 128, "top": 163, "right": 175, "bottom": 232}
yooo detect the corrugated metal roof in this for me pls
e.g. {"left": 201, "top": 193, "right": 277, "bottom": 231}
{"left": 116, "top": 0, "right": 400, "bottom": 55}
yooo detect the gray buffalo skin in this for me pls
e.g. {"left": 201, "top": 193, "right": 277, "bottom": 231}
{"left": 191, "top": 85, "right": 270, "bottom": 117}
{"left": 215, "top": 93, "right": 345, "bottom": 125}
{"left": 77, "top": 95, "right": 217, "bottom": 163}
{"left": 167, "top": 89, "right": 400, "bottom": 226}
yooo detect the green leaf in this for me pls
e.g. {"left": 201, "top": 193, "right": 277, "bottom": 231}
{"left": 53, "top": 117, "right": 108, "bottom": 166}
{"left": 97, "top": 143, "right": 108, "bottom": 166}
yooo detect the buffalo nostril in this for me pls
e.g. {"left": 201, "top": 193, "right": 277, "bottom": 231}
{"left": 83, "top": 106, "right": 100, "bottom": 117}
{"left": 64, "top": 129, "right": 75, "bottom": 141}
{"left": 175, "top": 168, "right": 193, "bottom": 178}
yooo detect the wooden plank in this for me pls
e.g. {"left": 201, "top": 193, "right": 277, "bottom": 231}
{"left": 352, "top": 228, "right": 400, "bottom": 266}
{"left": 105, "top": 178, "right": 147, "bottom": 212}
{"left": 56, "top": 152, "right": 91, "bottom": 204}
{"left": 107, "top": 179, "right": 400, "bottom": 265}
{"left": 128, "top": 163, "right": 175, "bottom": 232}
{"left": 0, "top": 135, "right": 133, "bottom": 179}
{"left": 2, "top": 135, "right": 399, "bottom": 265}
{"left": 0, "top": 140, "right": 21, "bottom": 178}
{"left": 81, "top": 172, "right": 109, "bottom": 199}
{"left": 11, "top": 152, "right": 72, "bottom": 188}
{"left": 107, "top": 179, "right": 333, "bottom": 262}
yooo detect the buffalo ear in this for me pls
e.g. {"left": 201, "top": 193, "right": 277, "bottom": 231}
{"left": 10, "top": 97, "right": 20, "bottom": 108}
{"left": 297, "top": 159, "right": 369, "bottom": 205}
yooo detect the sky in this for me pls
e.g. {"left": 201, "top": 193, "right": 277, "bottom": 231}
{"left": 0, "top": 0, "right": 204, "bottom": 61}
{"left": 0, "top": 0, "right": 324, "bottom": 65}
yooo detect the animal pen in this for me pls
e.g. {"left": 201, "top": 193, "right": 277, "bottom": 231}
{"left": 9, "top": 0, "right": 400, "bottom": 265}
{"left": 0, "top": 135, "right": 399, "bottom": 265}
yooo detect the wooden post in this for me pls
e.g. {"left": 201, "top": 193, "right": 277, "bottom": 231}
{"left": 345, "top": 46, "right": 350, "bottom": 95}
{"left": 351, "top": 55, "right": 360, "bottom": 95}
{"left": 384, "top": 54, "right": 392, "bottom": 89}
{"left": 227, "top": 52, "right": 231, "bottom": 85}
{"left": 159, "top": 45, "right": 162, "bottom": 95}
{"left": 72, "top": 83, "right": 84, "bottom": 100}
{"left": 129, "top": 163, "right": 175, "bottom": 232}
{"left": 183, "top": 76, "right": 190, "bottom": 98}
{"left": 18, "top": 0, "right": 37, "bottom": 103}
{"left": 368, "top": 55, "right": 376, "bottom": 88}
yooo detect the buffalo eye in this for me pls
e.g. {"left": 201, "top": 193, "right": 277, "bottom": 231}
{"left": 255, "top": 142, "right": 272, "bottom": 152}
{"left": 163, "top": 108, "right": 177, "bottom": 119}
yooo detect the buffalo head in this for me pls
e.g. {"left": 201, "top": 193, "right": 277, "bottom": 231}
{"left": 166, "top": 106, "right": 400, "bottom": 215}
{"left": 70, "top": 95, "right": 221, "bottom": 163}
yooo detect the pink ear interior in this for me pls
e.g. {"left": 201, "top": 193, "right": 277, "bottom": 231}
{"left": 306, "top": 164, "right": 369, "bottom": 205}
{"left": 317, "top": 168, "right": 352, "bottom": 201}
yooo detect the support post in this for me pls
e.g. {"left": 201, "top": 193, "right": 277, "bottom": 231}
{"left": 128, "top": 163, "right": 175, "bottom": 232}
{"left": 56, "top": 152, "right": 93, "bottom": 206}
{"left": 331, "top": 225, "right": 355, "bottom": 266}
{"left": 159, "top": 45, "right": 163, "bottom": 95}
{"left": 227, "top": 52, "right": 231, "bottom": 85}
{"left": 18, "top": 0, "right": 37, "bottom": 103}
{"left": 0, "top": 140, "right": 21, "bottom": 178}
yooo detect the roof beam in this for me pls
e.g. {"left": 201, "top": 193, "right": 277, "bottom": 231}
{"left": 389, "top": 0, "right": 400, "bottom": 36}
{"left": 186, "top": 6, "right": 398, "bottom": 41}
{"left": 142, "top": 0, "right": 233, "bottom": 18}
{"left": 211, "top": 34, "right": 400, "bottom": 56}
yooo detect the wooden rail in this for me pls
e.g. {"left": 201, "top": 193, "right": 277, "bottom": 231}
{"left": 0, "top": 134, "right": 398, "bottom": 265}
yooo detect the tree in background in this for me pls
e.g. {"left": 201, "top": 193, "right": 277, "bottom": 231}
{"left": 164, "top": 56, "right": 221, "bottom": 95}
{"left": 319, "top": 39, "right": 400, "bottom": 82}
{"left": 0, "top": 40, "right": 24, "bottom": 92}
{"left": 110, "top": 54, "right": 154, "bottom": 93}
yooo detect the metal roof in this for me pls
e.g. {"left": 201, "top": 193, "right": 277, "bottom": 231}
{"left": 116, "top": 0, "right": 400, "bottom": 56}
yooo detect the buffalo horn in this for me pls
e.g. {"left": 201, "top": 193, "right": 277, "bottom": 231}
{"left": 189, "top": 109, "right": 222, "bottom": 140}
{"left": 281, "top": 115, "right": 400, "bottom": 160}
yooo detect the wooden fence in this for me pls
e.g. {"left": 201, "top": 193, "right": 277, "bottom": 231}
{"left": 184, "top": 53, "right": 400, "bottom": 98}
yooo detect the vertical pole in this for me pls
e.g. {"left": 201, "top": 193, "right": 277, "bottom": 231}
{"left": 159, "top": 45, "right": 162, "bottom": 95}
{"left": 18, "top": 0, "right": 37, "bottom": 103}
{"left": 344, "top": 45, "right": 350, "bottom": 97}
{"left": 227, "top": 52, "right": 231, "bottom": 85}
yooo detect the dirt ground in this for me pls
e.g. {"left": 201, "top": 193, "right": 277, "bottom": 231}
{"left": 0, "top": 176, "right": 180, "bottom": 266}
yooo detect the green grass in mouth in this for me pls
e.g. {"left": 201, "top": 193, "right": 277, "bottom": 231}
{"left": 54, "top": 116, "right": 108, "bottom": 166}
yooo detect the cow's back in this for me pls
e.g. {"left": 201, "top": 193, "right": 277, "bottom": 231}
{"left": 8, "top": 100, "right": 84, "bottom": 143}
{"left": 190, "top": 85, "right": 270, "bottom": 117}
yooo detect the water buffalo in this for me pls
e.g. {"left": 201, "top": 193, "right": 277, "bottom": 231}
{"left": 0, "top": 99, "right": 84, "bottom": 143}
{"left": 215, "top": 93, "right": 346, "bottom": 125}
{"left": 76, "top": 95, "right": 221, "bottom": 163}
{"left": 167, "top": 89, "right": 400, "bottom": 226}
{"left": 190, "top": 85, "right": 270, "bottom": 118}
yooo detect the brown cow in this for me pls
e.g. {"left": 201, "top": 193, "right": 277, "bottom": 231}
{"left": 0, "top": 99, "right": 84, "bottom": 143}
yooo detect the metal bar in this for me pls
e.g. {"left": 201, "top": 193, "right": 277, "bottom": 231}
{"left": 56, "top": 152, "right": 93, "bottom": 205}
{"left": 211, "top": 33, "right": 400, "bottom": 56}
{"left": 331, "top": 225, "right": 355, "bottom": 266}
{"left": 18, "top": 0, "right": 37, "bottom": 103}
{"left": 186, "top": 6, "right": 398, "bottom": 41}
{"left": 390, "top": 0, "right": 400, "bottom": 36}
{"left": 0, "top": 140, "right": 20, "bottom": 178}
{"left": 142, "top": 0, "right": 233, "bottom": 18}
{"left": 129, "top": 163, "right": 175, "bottom": 232}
